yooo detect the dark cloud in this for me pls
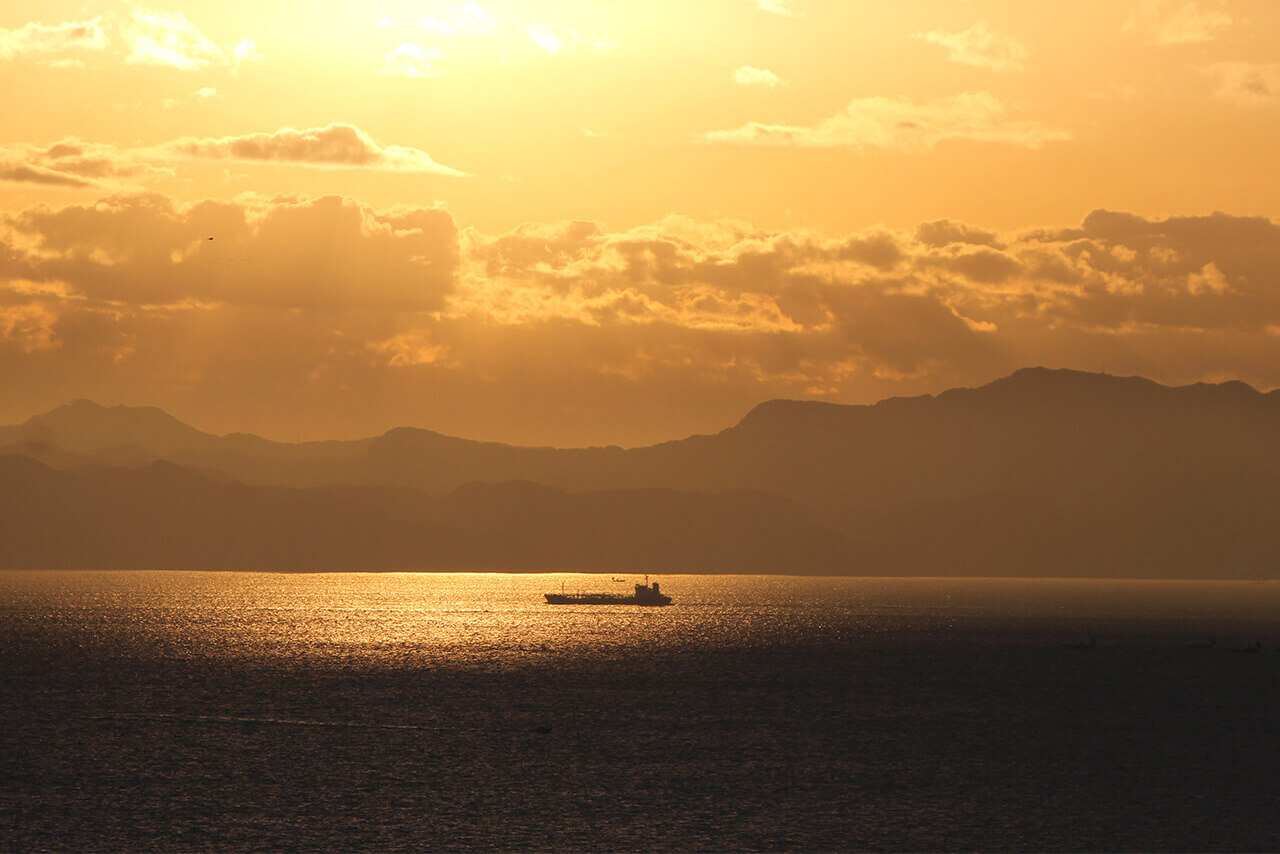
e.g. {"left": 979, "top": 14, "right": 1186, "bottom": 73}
{"left": 836, "top": 230, "right": 903, "bottom": 269}
{"left": 940, "top": 247, "right": 1023, "bottom": 284}
{"left": 915, "top": 219, "right": 1001, "bottom": 248}
{"left": 1020, "top": 209, "right": 1280, "bottom": 332}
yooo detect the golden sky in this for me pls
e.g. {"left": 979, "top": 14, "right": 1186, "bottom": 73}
{"left": 3, "top": 0, "right": 1280, "bottom": 445}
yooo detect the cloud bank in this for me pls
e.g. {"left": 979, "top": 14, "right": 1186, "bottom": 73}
{"left": 3, "top": 193, "right": 457, "bottom": 311}
{"left": 5, "top": 193, "right": 1280, "bottom": 445}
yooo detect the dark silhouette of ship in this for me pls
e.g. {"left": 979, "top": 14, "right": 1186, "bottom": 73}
{"left": 545, "top": 578, "right": 671, "bottom": 606}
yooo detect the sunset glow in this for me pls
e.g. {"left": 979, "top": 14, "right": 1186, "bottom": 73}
{"left": 5, "top": 0, "right": 1280, "bottom": 445}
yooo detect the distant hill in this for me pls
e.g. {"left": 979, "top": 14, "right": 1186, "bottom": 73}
{"left": 10, "top": 369, "right": 1280, "bottom": 505}
{"left": 0, "top": 456, "right": 858, "bottom": 573}
{"left": 4, "top": 368, "right": 1280, "bottom": 576}
{"left": 0, "top": 399, "right": 217, "bottom": 457}
{"left": 0, "top": 399, "right": 370, "bottom": 486}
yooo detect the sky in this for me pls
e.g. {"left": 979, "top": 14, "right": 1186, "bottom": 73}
{"left": 3, "top": 0, "right": 1280, "bottom": 446}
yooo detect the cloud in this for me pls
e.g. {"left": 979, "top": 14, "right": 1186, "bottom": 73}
{"left": 0, "top": 139, "right": 170, "bottom": 187}
{"left": 526, "top": 23, "right": 565, "bottom": 53}
{"left": 4, "top": 193, "right": 459, "bottom": 311}
{"left": 916, "top": 220, "right": 1002, "bottom": 248}
{"left": 164, "top": 86, "right": 220, "bottom": 110}
{"left": 525, "top": 22, "right": 614, "bottom": 53}
{"left": 913, "top": 21, "right": 1028, "bottom": 72}
{"left": 457, "top": 208, "right": 1280, "bottom": 396}
{"left": 1124, "top": 0, "right": 1231, "bottom": 44}
{"left": 123, "top": 8, "right": 260, "bottom": 71}
{"left": 380, "top": 43, "right": 444, "bottom": 78}
{"left": 0, "top": 17, "right": 109, "bottom": 62}
{"left": 7, "top": 196, "right": 1280, "bottom": 446}
{"left": 0, "top": 126, "right": 463, "bottom": 188}
{"left": 0, "top": 301, "right": 59, "bottom": 353}
{"left": 701, "top": 91, "right": 1068, "bottom": 151}
{"left": 749, "top": 0, "right": 801, "bottom": 18}
{"left": 162, "top": 123, "right": 467, "bottom": 175}
{"left": 420, "top": 1, "right": 496, "bottom": 36}
{"left": 1204, "top": 62, "right": 1280, "bottom": 106}
{"left": 0, "top": 161, "right": 95, "bottom": 188}
{"left": 734, "top": 66, "right": 783, "bottom": 88}
{"left": 937, "top": 246, "right": 1022, "bottom": 284}
{"left": 0, "top": 12, "right": 259, "bottom": 73}
{"left": 229, "top": 40, "right": 261, "bottom": 66}
{"left": 27, "top": 140, "right": 165, "bottom": 180}
{"left": 369, "top": 332, "right": 452, "bottom": 366}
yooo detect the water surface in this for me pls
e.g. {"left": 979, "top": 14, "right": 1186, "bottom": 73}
{"left": 3, "top": 573, "right": 1278, "bottom": 851}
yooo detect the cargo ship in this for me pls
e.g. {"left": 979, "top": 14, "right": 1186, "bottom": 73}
{"left": 545, "top": 578, "right": 671, "bottom": 606}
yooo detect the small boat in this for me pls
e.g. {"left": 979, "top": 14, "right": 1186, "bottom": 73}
{"left": 545, "top": 578, "right": 672, "bottom": 606}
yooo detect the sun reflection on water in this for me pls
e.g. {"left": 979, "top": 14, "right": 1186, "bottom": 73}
{"left": 5, "top": 571, "right": 1280, "bottom": 669}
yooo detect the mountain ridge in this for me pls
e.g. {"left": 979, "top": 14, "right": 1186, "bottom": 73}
{"left": 7, "top": 367, "right": 1278, "bottom": 455}
{"left": 2, "top": 366, "right": 1280, "bottom": 573}
{"left": 8, "top": 366, "right": 1280, "bottom": 503}
{"left": 6, "top": 365, "right": 1280, "bottom": 578}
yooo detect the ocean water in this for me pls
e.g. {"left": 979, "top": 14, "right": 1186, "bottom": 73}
{"left": 2, "top": 572, "right": 1280, "bottom": 851}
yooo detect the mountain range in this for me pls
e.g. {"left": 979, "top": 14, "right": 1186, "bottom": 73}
{"left": 3, "top": 367, "right": 1279, "bottom": 576}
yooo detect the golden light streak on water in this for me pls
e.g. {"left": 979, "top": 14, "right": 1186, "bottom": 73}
{"left": 5, "top": 572, "right": 1280, "bottom": 668}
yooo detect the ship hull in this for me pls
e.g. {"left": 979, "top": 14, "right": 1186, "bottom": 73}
{"left": 544, "top": 593, "right": 671, "bottom": 606}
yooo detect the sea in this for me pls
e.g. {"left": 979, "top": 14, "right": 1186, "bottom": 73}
{"left": 2, "top": 571, "right": 1279, "bottom": 852}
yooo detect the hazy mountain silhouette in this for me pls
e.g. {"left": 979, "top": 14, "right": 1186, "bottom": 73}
{"left": 0, "top": 399, "right": 216, "bottom": 456}
{"left": 9, "top": 369, "right": 1280, "bottom": 503}
{"left": 0, "top": 399, "right": 370, "bottom": 486}
{"left": 0, "top": 456, "right": 858, "bottom": 572}
{"left": 5, "top": 367, "right": 1280, "bottom": 576}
